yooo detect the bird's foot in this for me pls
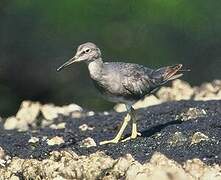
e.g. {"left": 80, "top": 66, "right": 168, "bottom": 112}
{"left": 99, "top": 132, "right": 141, "bottom": 144}
{"left": 131, "top": 131, "right": 141, "bottom": 139}
{"left": 121, "top": 132, "right": 141, "bottom": 142}
{"left": 99, "top": 138, "right": 120, "bottom": 145}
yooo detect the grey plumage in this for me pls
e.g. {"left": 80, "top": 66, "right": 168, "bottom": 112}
{"left": 57, "top": 42, "right": 186, "bottom": 145}
{"left": 89, "top": 60, "right": 182, "bottom": 104}
{"left": 91, "top": 62, "right": 154, "bottom": 103}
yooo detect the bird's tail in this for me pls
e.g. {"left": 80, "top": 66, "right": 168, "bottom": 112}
{"left": 151, "top": 64, "right": 189, "bottom": 86}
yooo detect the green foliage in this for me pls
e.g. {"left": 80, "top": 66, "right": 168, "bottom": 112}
{"left": 0, "top": 1, "right": 221, "bottom": 116}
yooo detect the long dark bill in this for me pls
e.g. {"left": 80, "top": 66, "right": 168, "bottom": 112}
{"left": 56, "top": 57, "right": 76, "bottom": 72}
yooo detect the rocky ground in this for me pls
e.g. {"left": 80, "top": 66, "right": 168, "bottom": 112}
{"left": 0, "top": 80, "right": 220, "bottom": 180}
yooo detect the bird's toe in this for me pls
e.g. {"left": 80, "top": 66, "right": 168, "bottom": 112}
{"left": 99, "top": 138, "right": 120, "bottom": 145}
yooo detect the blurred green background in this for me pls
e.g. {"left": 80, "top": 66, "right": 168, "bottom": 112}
{"left": 0, "top": 0, "right": 221, "bottom": 117}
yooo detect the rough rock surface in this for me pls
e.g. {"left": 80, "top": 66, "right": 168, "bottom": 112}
{"left": 0, "top": 151, "right": 220, "bottom": 179}
{"left": 3, "top": 102, "right": 83, "bottom": 131}
{"left": 0, "top": 80, "right": 220, "bottom": 179}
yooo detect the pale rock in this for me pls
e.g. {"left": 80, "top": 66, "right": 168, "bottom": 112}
{"left": 0, "top": 147, "right": 5, "bottom": 160}
{"left": 167, "top": 131, "right": 188, "bottom": 146}
{"left": 9, "top": 175, "right": 20, "bottom": 180}
{"left": 184, "top": 159, "right": 206, "bottom": 179}
{"left": 191, "top": 132, "right": 209, "bottom": 145}
{"left": 53, "top": 175, "right": 66, "bottom": 180}
{"left": 28, "top": 137, "right": 39, "bottom": 144}
{"left": 103, "top": 111, "right": 109, "bottom": 115}
{"left": 80, "top": 137, "right": 96, "bottom": 148}
{"left": 16, "top": 101, "right": 41, "bottom": 124}
{"left": 41, "top": 103, "right": 83, "bottom": 121}
{"left": 114, "top": 95, "right": 161, "bottom": 112}
{"left": 65, "top": 104, "right": 83, "bottom": 112}
{"left": 41, "top": 104, "right": 58, "bottom": 120}
{"left": 157, "top": 80, "right": 194, "bottom": 101}
{"left": 71, "top": 111, "right": 82, "bottom": 118}
{"left": 87, "top": 111, "right": 95, "bottom": 116}
{"left": 58, "top": 104, "right": 82, "bottom": 116}
{"left": 0, "top": 146, "right": 6, "bottom": 167}
{"left": 79, "top": 124, "right": 94, "bottom": 131}
{"left": 50, "top": 122, "right": 66, "bottom": 129}
{"left": 194, "top": 80, "right": 221, "bottom": 100}
{"left": 111, "top": 154, "right": 135, "bottom": 177}
{"left": 0, "top": 151, "right": 220, "bottom": 179}
{"left": 47, "top": 136, "right": 65, "bottom": 146}
{"left": 4, "top": 116, "right": 18, "bottom": 130}
{"left": 125, "top": 161, "right": 143, "bottom": 180}
{"left": 179, "top": 107, "right": 207, "bottom": 121}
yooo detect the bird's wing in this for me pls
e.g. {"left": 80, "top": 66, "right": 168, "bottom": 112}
{"left": 119, "top": 63, "right": 154, "bottom": 98}
{"left": 105, "top": 62, "right": 183, "bottom": 99}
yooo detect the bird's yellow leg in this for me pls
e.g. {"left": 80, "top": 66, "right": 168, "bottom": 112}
{"left": 131, "top": 108, "right": 141, "bottom": 138}
{"left": 99, "top": 113, "right": 131, "bottom": 145}
{"left": 121, "top": 108, "right": 141, "bottom": 142}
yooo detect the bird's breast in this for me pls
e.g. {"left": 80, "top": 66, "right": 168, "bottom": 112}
{"left": 91, "top": 73, "right": 124, "bottom": 101}
{"left": 87, "top": 59, "right": 104, "bottom": 80}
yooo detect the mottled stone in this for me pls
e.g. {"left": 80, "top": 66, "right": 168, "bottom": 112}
{"left": 47, "top": 136, "right": 65, "bottom": 146}
{"left": 80, "top": 137, "right": 97, "bottom": 148}
{"left": 191, "top": 132, "right": 209, "bottom": 145}
{"left": 16, "top": 101, "right": 41, "bottom": 124}
{"left": 79, "top": 124, "right": 94, "bottom": 131}
{"left": 114, "top": 95, "right": 161, "bottom": 112}
{"left": 50, "top": 122, "right": 66, "bottom": 129}
{"left": 28, "top": 137, "right": 39, "bottom": 144}
{"left": 157, "top": 80, "right": 194, "bottom": 101}
{"left": 0, "top": 151, "right": 220, "bottom": 179}
{"left": 4, "top": 117, "right": 18, "bottom": 130}
{"left": 168, "top": 132, "right": 188, "bottom": 147}
{"left": 179, "top": 107, "right": 207, "bottom": 121}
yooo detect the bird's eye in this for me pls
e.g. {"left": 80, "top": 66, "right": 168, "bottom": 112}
{"left": 85, "top": 48, "right": 90, "bottom": 53}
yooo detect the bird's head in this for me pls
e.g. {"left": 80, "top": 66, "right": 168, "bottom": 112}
{"left": 57, "top": 42, "right": 101, "bottom": 71}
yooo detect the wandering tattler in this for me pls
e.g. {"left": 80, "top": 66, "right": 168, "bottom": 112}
{"left": 57, "top": 42, "right": 187, "bottom": 145}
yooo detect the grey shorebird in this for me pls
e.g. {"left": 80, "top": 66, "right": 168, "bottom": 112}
{"left": 57, "top": 42, "right": 187, "bottom": 145}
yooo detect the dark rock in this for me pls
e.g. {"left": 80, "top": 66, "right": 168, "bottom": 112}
{"left": 0, "top": 100, "right": 220, "bottom": 165}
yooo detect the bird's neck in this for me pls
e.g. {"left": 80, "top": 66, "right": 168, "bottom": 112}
{"left": 87, "top": 58, "right": 103, "bottom": 80}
